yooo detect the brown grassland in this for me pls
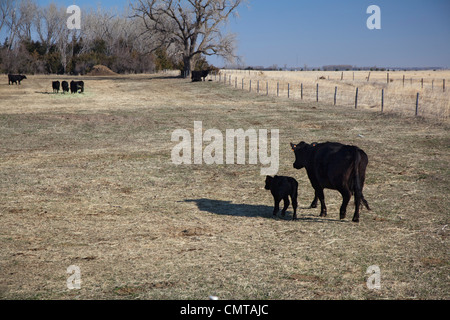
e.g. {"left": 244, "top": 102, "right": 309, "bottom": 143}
{"left": 219, "top": 69, "right": 450, "bottom": 121}
{"left": 0, "top": 73, "right": 448, "bottom": 299}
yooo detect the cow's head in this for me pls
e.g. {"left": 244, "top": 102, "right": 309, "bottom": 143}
{"left": 264, "top": 176, "right": 274, "bottom": 190}
{"left": 290, "top": 141, "right": 312, "bottom": 169}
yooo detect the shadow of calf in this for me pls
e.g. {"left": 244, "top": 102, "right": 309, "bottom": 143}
{"left": 183, "top": 198, "right": 347, "bottom": 223}
{"left": 183, "top": 198, "right": 294, "bottom": 220}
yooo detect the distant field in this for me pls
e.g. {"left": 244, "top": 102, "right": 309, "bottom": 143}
{"left": 218, "top": 69, "right": 450, "bottom": 121}
{"left": 0, "top": 73, "right": 448, "bottom": 299}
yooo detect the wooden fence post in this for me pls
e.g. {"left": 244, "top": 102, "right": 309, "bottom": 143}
{"left": 266, "top": 82, "right": 268, "bottom": 96}
{"left": 249, "top": 79, "right": 251, "bottom": 92}
{"left": 381, "top": 89, "right": 384, "bottom": 112}
{"left": 235, "top": 77, "right": 237, "bottom": 88}
{"left": 288, "top": 83, "right": 290, "bottom": 98}
{"left": 367, "top": 72, "right": 371, "bottom": 82}
{"left": 403, "top": 75, "right": 405, "bottom": 87}
{"left": 316, "top": 83, "right": 319, "bottom": 102}
{"left": 334, "top": 86, "right": 337, "bottom": 106}
{"left": 444, "top": 79, "right": 446, "bottom": 92}
{"left": 277, "top": 82, "right": 279, "bottom": 97}
{"left": 355, "top": 87, "right": 359, "bottom": 109}
{"left": 421, "top": 78, "right": 423, "bottom": 89}
{"left": 415, "top": 92, "right": 419, "bottom": 116}
{"left": 301, "top": 83, "right": 303, "bottom": 100}
{"left": 257, "top": 80, "right": 259, "bottom": 94}
{"left": 387, "top": 72, "right": 389, "bottom": 84}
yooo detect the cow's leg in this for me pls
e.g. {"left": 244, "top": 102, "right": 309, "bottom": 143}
{"left": 338, "top": 187, "right": 351, "bottom": 220}
{"left": 352, "top": 193, "right": 361, "bottom": 223}
{"left": 309, "top": 194, "right": 318, "bottom": 208}
{"left": 316, "top": 189, "right": 327, "bottom": 217}
{"left": 281, "top": 196, "right": 290, "bottom": 217}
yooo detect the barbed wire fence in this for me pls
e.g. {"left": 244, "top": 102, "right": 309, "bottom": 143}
{"left": 206, "top": 70, "right": 449, "bottom": 122}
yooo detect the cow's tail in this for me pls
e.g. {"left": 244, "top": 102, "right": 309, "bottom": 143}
{"left": 353, "top": 149, "right": 370, "bottom": 211}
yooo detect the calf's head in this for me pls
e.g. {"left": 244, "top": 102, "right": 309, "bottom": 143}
{"left": 264, "top": 176, "right": 274, "bottom": 190}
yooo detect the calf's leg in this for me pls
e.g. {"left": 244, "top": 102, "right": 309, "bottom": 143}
{"left": 291, "top": 194, "right": 298, "bottom": 220}
{"left": 281, "top": 196, "right": 290, "bottom": 217}
{"left": 272, "top": 198, "right": 280, "bottom": 217}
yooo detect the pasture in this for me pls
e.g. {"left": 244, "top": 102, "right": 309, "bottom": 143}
{"left": 218, "top": 69, "right": 450, "bottom": 121}
{"left": 0, "top": 73, "right": 448, "bottom": 299}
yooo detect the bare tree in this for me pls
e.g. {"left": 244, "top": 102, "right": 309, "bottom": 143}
{"left": 0, "top": 0, "right": 15, "bottom": 34}
{"left": 34, "top": 2, "right": 65, "bottom": 54}
{"left": 16, "top": 0, "right": 36, "bottom": 41}
{"left": 0, "top": 0, "right": 37, "bottom": 49}
{"left": 132, "top": 0, "right": 243, "bottom": 76}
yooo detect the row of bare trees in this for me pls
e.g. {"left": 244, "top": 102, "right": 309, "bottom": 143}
{"left": 0, "top": 0, "right": 242, "bottom": 76}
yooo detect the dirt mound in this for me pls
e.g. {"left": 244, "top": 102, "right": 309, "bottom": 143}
{"left": 87, "top": 65, "right": 118, "bottom": 76}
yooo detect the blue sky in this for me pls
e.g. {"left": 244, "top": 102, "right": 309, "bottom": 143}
{"left": 12, "top": 1, "right": 450, "bottom": 68}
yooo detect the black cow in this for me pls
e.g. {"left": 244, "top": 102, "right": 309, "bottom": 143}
{"left": 265, "top": 175, "right": 299, "bottom": 220}
{"left": 70, "top": 81, "right": 76, "bottom": 93}
{"left": 8, "top": 74, "right": 27, "bottom": 85}
{"left": 191, "top": 70, "right": 209, "bottom": 82}
{"left": 70, "top": 80, "right": 84, "bottom": 93}
{"left": 61, "top": 81, "right": 69, "bottom": 93}
{"left": 52, "top": 81, "right": 60, "bottom": 93}
{"left": 290, "top": 141, "right": 370, "bottom": 222}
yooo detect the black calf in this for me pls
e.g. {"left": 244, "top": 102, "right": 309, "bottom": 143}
{"left": 265, "top": 175, "right": 299, "bottom": 220}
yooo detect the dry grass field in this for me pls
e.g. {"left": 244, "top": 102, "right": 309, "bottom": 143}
{"left": 0, "top": 73, "right": 449, "bottom": 300}
{"left": 218, "top": 69, "right": 450, "bottom": 121}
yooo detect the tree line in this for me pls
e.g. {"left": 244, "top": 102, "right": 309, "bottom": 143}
{"left": 0, "top": 0, "right": 242, "bottom": 76}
